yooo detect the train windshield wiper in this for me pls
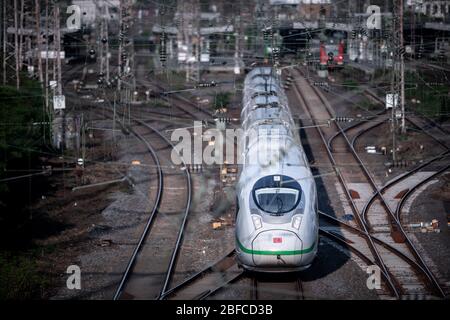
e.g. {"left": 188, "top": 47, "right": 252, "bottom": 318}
{"left": 255, "top": 188, "right": 299, "bottom": 214}
{"left": 276, "top": 196, "right": 284, "bottom": 214}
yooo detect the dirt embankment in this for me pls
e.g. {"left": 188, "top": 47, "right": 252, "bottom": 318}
{"left": 21, "top": 123, "right": 127, "bottom": 299}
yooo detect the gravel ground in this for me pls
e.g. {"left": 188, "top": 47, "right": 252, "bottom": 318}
{"left": 355, "top": 122, "right": 446, "bottom": 186}
{"left": 172, "top": 171, "right": 236, "bottom": 287}
{"left": 406, "top": 174, "right": 450, "bottom": 292}
{"left": 50, "top": 123, "right": 159, "bottom": 299}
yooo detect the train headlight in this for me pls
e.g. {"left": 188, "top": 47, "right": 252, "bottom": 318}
{"left": 292, "top": 215, "right": 302, "bottom": 230}
{"left": 252, "top": 215, "right": 263, "bottom": 230}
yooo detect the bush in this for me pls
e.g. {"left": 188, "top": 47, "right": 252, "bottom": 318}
{"left": 0, "top": 251, "right": 49, "bottom": 299}
{"left": 0, "top": 79, "right": 49, "bottom": 246}
{"left": 213, "top": 92, "right": 231, "bottom": 110}
{"left": 359, "top": 98, "right": 379, "bottom": 111}
{"left": 342, "top": 79, "right": 359, "bottom": 90}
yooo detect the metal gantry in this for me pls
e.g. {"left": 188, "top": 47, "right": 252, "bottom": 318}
{"left": 175, "top": 0, "right": 201, "bottom": 82}
{"left": 1, "top": 0, "right": 60, "bottom": 103}
{"left": 388, "top": 0, "right": 406, "bottom": 162}
{"left": 118, "top": 0, "right": 135, "bottom": 100}
{"left": 1, "top": 0, "right": 22, "bottom": 88}
{"left": 1, "top": 0, "right": 51, "bottom": 89}
{"left": 98, "top": 1, "right": 111, "bottom": 85}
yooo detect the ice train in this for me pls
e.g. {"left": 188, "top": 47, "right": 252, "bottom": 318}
{"left": 235, "top": 67, "right": 319, "bottom": 272}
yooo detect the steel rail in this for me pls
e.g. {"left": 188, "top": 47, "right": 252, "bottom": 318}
{"left": 135, "top": 119, "right": 193, "bottom": 298}
{"left": 311, "top": 74, "right": 445, "bottom": 297}
{"left": 101, "top": 94, "right": 192, "bottom": 300}
{"left": 79, "top": 89, "right": 167, "bottom": 301}
{"left": 159, "top": 250, "right": 243, "bottom": 300}
{"left": 296, "top": 68, "right": 446, "bottom": 298}
{"left": 291, "top": 69, "right": 401, "bottom": 298}
{"left": 361, "top": 151, "right": 450, "bottom": 226}
{"left": 396, "top": 164, "right": 450, "bottom": 221}
{"left": 155, "top": 207, "right": 425, "bottom": 301}
{"left": 319, "top": 229, "right": 379, "bottom": 271}
{"left": 65, "top": 60, "right": 193, "bottom": 300}
{"left": 364, "top": 88, "right": 449, "bottom": 149}
{"left": 134, "top": 73, "right": 240, "bottom": 297}
{"left": 328, "top": 110, "right": 387, "bottom": 151}
{"left": 346, "top": 107, "right": 449, "bottom": 298}
{"left": 251, "top": 276, "right": 304, "bottom": 300}
{"left": 140, "top": 79, "right": 214, "bottom": 119}
{"left": 315, "top": 78, "right": 445, "bottom": 298}
{"left": 252, "top": 277, "right": 258, "bottom": 300}
{"left": 330, "top": 88, "right": 448, "bottom": 157}
{"left": 112, "top": 120, "right": 164, "bottom": 300}
{"left": 319, "top": 211, "right": 431, "bottom": 281}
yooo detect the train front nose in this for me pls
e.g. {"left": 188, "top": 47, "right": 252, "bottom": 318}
{"left": 251, "top": 230, "right": 303, "bottom": 267}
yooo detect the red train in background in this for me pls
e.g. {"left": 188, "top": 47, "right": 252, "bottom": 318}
{"left": 320, "top": 40, "right": 345, "bottom": 68}
{"left": 318, "top": 30, "right": 346, "bottom": 69}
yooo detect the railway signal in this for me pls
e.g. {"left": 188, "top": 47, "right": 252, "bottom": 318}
{"left": 159, "top": 31, "right": 167, "bottom": 65}
{"left": 418, "top": 39, "right": 424, "bottom": 59}
{"left": 273, "top": 47, "right": 280, "bottom": 66}
{"left": 263, "top": 29, "right": 272, "bottom": 41}
{"left": 197, "top": 81, "right": 217, "bottom": 88}
{"left": 215, "top": 117, "right": 232, "bottom": 124}
{"left": 332, "top": 117, "right": 355, "bottom": 122}
{"left": 385, "top": 160, "right": 410, "bottom": 168}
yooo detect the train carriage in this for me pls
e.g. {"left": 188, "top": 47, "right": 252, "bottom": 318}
{"left": 236, "top": 67, "right": 319, "bottom": 272}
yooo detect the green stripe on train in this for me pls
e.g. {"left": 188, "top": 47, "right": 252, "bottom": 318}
{"left": 236, "top": 238, "right": 315, "bottom": 256}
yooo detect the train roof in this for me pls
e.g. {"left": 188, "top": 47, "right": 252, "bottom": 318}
{"left": 242, "top": 107, "right": 292, "bottom": 131}
{"left": 238, "top": 67, "right": 314, "bottom": 194}
{"left": 244, "top": 126, "right": 307, "bottom": 167}
{"left": 239, "top": 159, "right": 313, "bottom": 193}
{"left": 246, "top": 67, "right": 274, "bottom": 78}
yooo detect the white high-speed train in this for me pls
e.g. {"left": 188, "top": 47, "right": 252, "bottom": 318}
{"left": 235, "top": 67, "right": 319, "bottom": 272}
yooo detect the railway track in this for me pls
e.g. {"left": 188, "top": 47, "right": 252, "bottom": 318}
{"left": 395, "top": 163, "right": 450, "bottom": 295}
{"left": 115, "top": 66, "right": 448, "bottom": 300}
{"left": 67, "top": 59, "right": 448, "bottom": 300}
{"left": 111, "top": 57, "right": 239, "bottom": 299}
{"left": 112, "top": 119, "right": 165, "bottom": 300}
{"left": 135, "top": 56, "right": 216, "bottom": 123}
{"left": 160, "top": 250, "right": 305, "bottom": 300}
{"left": 136, "top": 56, "right": 241, "bottom": 132}
{"left": 93, "top": 98, "right": 193, "bottom": 300}
{"left": 318, "top": 210, "right": 442, "bottom": 298}
{"left": 157, "top": 206, "right": 419, "bottom": 301}
{"left": 62, "top": 54, "right": 208, "bottom": 300}
{"left": 413, "top": 60, "right": 450, "bottom": 74}
{"left": 361, "top": 152, "right": 449, "bottom": 226}
{"left": 364, "top": 88, "right": 450, "bottom": 149}
{"left": 290, "top": 67, "right": 446, "bottom": 299}
{"left": 63, "top": 63, "right": 191, "bottom": 300}
{"left": 396, "top": 163, "right": 450, "bottom": 223}
{"left": 350, "top": 91, "right": 449, "bottom": 296}
{"left": 159, "top": 206, "right": 415, "bottom": 300}
{"left": 251, "top": 275, "right": 304, "bottom": 300}
{"left": 160, "top": 250, "right": 242, "bottom": 300}
{"left": 290, "top": 69, "right": 400, "bottom": 298}
{"left": 127, "top": 62, "right": 246, "bottom": 299}
{"left": 157, "top": 65, "right": 448, "bottom": 300}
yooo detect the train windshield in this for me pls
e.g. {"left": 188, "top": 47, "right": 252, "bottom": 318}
{"left": 255, "top": 188, "right": 299, "bottom": 215}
